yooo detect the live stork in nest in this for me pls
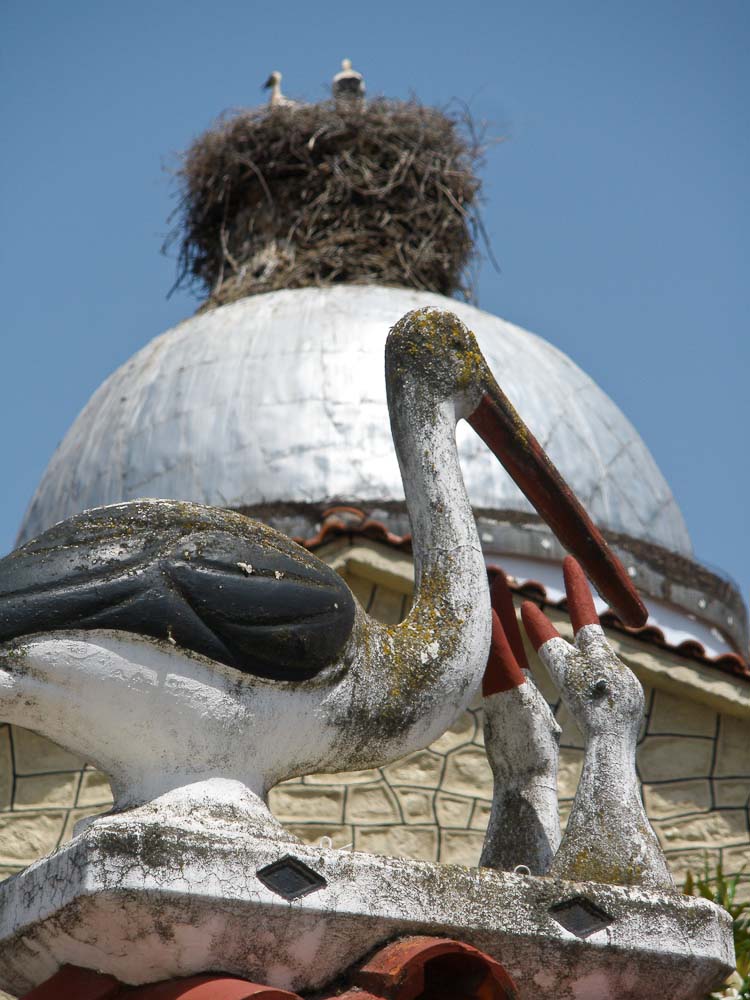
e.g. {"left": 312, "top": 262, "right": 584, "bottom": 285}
{"left": 263, "top": 70, "right": 297, "bottom": 109}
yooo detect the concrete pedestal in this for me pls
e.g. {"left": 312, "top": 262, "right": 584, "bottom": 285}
{"left": 0, "top": 813, "right": 734, "bottom": 1000}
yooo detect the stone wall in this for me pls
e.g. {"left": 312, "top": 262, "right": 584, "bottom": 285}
{"left": 0, "top": 728, "right": 112, "bottom": 879}
{"left": 0, "top": 540, "right": 747, "bottom": 900}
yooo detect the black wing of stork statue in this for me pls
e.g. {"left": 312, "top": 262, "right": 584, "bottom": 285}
{"left": 0, "top": 500, "right": 356, "bottom": 682}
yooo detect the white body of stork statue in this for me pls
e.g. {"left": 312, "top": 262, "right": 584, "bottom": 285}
{"left": 0, "top": 309, "right": 645, "bottom": 839}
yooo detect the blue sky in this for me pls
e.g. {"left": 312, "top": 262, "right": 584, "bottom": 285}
{"left": 2, "top": 2, "right": 748, "bottom": 612}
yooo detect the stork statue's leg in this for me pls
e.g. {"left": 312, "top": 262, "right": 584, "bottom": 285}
{"left": 479, "top": 573, "right": 561, "bottom": 875}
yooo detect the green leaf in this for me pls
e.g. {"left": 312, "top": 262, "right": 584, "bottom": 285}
{"left": 683, "top": 858, "right": 750, "bottom": 999}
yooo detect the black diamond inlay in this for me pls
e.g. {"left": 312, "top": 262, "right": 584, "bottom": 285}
{"left": 549, "top": 896, "right": 613, "bottom": 938}
{"left": 256, "top": 855, "right": 327, "bottom": 901}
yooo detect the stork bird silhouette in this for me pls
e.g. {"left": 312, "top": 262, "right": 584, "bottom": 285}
{"left": 0, "top": 309, "right": 646, "bottom": 833}
{"left": 262, "top": 70, "right": 297, "bottom": 109}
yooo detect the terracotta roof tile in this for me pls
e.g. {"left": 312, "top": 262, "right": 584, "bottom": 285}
{"left": 335, "top": 935, "right": 516, "bottom": 999}
{"left": 26, "top": 939, "right": 517, "bottom": 1000}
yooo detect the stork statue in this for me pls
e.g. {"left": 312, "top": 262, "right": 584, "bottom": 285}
{"left": 0, "top": 309, "right": 645, "bottom": 838}
{"left": 479, "top": 571, "right": 562, "bottom": 875}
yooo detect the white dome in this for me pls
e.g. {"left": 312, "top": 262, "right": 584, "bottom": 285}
{"left": 18, "top": 285, "right": 692, "bottom": 556}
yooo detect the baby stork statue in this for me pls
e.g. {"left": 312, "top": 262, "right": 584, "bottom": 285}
{"left": 480, "top": 561, "right": 674, "bottom": 891}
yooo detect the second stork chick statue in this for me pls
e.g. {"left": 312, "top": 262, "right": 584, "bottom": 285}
{"left": 481, "top": 559, "right": 673, "bottom": 891}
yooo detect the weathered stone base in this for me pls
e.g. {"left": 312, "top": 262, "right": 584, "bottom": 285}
{"left": 0, "top": 812, "right": 734, "bottom": 1000}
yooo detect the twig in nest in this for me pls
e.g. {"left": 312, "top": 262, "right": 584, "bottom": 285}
{"left": 165, "top": 98, "right": 491, "bottom": 309}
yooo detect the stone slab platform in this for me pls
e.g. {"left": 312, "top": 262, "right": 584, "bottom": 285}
{"left": 0, "top": 818, "right": 734, "bottom": 1000}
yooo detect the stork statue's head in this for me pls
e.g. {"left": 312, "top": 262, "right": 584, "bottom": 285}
{"left": 385, "top": 308, "right": 489, "bottom": 417}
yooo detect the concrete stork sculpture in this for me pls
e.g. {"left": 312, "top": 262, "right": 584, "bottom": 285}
{"left": 522, "top": 558, "right": 675, "bottom": 890}
{"left": 0, "top": 310, "right": 736, "bottom": 1000}
{"left": 480, "top": 557, "right": 674, "bottom": 891}
{"left": 0, "top": 308, "right": 645, "bottom": 836}
{"left": 479, "top": 571, "right": 562, "bottom": 875}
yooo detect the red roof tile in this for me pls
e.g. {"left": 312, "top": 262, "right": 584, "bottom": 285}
{"left": 23, "top": 940, "right": 517, "bottom": 1000}
{"left": 347, "top": 935, "right": 516, "bottom": 999}
{"left": 21, "top": 970, "right": 302, "bottom": 1000}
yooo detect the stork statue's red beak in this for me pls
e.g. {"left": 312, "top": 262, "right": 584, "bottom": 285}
{"left": 467, "top": 376, "right": 648, "bottom": 628}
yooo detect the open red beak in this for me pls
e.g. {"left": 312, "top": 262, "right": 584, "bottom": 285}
{"left": 467, "top": 380, "right": 647, "bottom": 628}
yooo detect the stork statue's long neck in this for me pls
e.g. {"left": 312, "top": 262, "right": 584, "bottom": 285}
{"left": 322, "top": 386, "right": 490, "bottom": 774}
{"left": 387, "top": 390, "right": 490, "bottom": 700}
{"left": 394, "top": 395, "right": 483, "bottom": 591}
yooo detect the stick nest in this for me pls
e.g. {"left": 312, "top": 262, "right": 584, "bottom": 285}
{"left": 167, "top": 99, "right": 485, "bottom": 309}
